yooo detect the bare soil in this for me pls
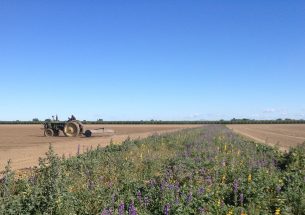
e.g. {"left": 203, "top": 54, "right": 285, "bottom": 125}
{"left": 227, "top": 124, "right": 305, "bottom": 151}
{"left": 0, "top": 124, "right": 201, "bottom": 170}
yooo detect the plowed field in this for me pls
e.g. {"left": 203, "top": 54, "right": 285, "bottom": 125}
{"left": 0, "top": 124, "right": 201, "bottom": 170}
{"left": 227, "top": 124, "right": 305, "bottom": 151}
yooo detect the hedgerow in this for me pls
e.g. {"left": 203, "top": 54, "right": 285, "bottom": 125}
{"left": 0, "top": 125, "right": 304, "bottom": 214}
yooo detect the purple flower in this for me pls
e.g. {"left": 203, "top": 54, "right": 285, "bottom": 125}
{"left": 144, "top": 196, "right": 150, "bottom": 207}
{"left": 160, "top": 179, "right": 168, "bottom": 191}
{"left": 128, "top": 201, "right": 137, "bottom": 215}
{"left": 163, "top": 203, "right": 170, "bottom": 215}
{"left": 168, "top": 184, "right": 175, "bottom": 190}
{"left": 186, "top": 192, "right": 193, "bottom": 204}
{"left": 240, "top": 193, "right": 244, "bottom": 206}
{"left": 137, "top": 191, "right": 143, "bottom": 204}
{"left": 198, "top": 207, "right": 206, "bottom": 214}
{"left": 198, "top": 187, "right": 205, "bottom": 195}
{"left": 118, "top": 202, "right": 125, "bottom": 215}
{"left": 175, "top": 182, "right": 180, "bottom": 190}
{"left": 101, "top": 208, "right": 111, "bottom": 215}
{"left": 112, "top": 194, "right": 116, "bottom": 205}
{"left": 233, "top": 179, "right": 239, "bottom": 194}
{"left": 149, "top": 179, "right": 156, "bottom": 186}
{"left": 206, "top": 176, "right": 212, "bottom": 184}
{"left": 199, "top": 168, "right": 206, "bottom": 176}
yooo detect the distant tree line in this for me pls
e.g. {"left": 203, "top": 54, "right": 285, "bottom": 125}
{"left": 0, "top": 118, "right": 305, "bottom": 124}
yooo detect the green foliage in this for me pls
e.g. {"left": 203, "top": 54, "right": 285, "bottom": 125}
{"left": 0, "top": 160, "right": 14, "bottom": 198}
{"left": 0, "top": 126, "right": 304, "bottom": 214}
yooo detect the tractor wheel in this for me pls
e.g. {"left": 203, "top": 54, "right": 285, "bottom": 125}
{"left": 44, "top": 129, "right": 54, "bottom": 137}
{"left": 64, "top": 121, "right": 80, "bottom": 137}
{"left": 84, "top": 130, "right": 92, "bottom": 137}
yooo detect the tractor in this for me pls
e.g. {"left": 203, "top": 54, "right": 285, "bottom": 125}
{"left": 43, "top": 115, "right": 114, "bottom": 137}
{"left": 43, "top": 118, "right": 85, "bottom": 137}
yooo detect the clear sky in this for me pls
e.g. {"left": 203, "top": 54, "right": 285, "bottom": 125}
{"left": 0, "top": 0, "right": 304, "bottom": 121}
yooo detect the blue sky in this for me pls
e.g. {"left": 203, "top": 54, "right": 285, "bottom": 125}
{"left": 0, "top": 0, "right": 304, "bottom": 121}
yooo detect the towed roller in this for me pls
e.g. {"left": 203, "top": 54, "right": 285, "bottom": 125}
{"left": 84, "top": 128, "right": 115, "bottom": 137}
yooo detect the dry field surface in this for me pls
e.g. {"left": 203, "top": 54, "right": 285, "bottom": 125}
{"left": 227, "top": 124, "right": 305, "bottom": 151}
{"left": 0, "top": 124, "right": 201, "bottom": 171}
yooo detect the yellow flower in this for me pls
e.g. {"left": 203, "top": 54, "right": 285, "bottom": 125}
{"left": 248, "top": 174, "right": 252, "bottom": 182}
{"left": 275, "top": 208, "right": 280, "bottom": 215}
{"left": 222, "top": 175, "right": 226, "bottom": 183}
{"left": 55, "top": 197, "right": 62, "bottom": 204}
{"left": 217, "top": 199, "right": 221, "bottom": 207}
{"left": 226, "top": 209, "right": 233, "bottom": 215}
{"left": 224, "top": 144, "right": 227, "bottom": 151}
{"left": 241, "top": 212, "right": 247, "bottom": 215}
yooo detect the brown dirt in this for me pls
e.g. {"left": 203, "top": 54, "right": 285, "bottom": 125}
{"left": 0, "top": 124, "right": 201, "bottom": 171}
{"left": 227, "top": 124, "right": 305, "bottom": 151}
